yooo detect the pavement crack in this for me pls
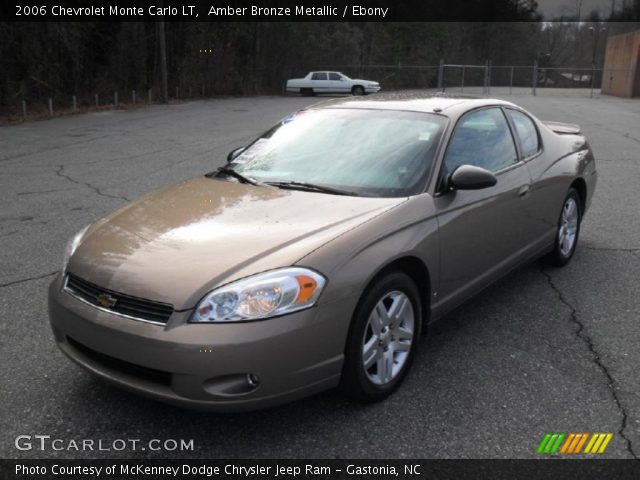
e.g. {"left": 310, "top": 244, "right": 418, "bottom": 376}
{"left": 0, "top": 271, "right": 58, "bottom": 289}
{"left": 17, "top": 189, "right": 62, "bottom": 196}
{"left": 55, "top": 165, "right": 131, "bottom": 202}
{"left": 582, "top": 245, "right": 640, "bottom": 254}
{"left": 540, "top": 266, "right": 638, "bottom": 459}
{"left": 0, "top": 230, "right": 19, "bottom": 238}
{"left": 622, "top": 132, "right": 640, "bottom": 145}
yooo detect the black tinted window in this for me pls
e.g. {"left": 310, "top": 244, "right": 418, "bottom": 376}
{"left": 328, "top": 72, "right": 341, "bottom": 80}
{"left": 444, "top": 108, "right": 518, "bottom": 173}
{"left": 507, "top": 110, "right": 540, "bottom": 158}
{"left": 311, "top": 72, "right": 327, "bottom": 80}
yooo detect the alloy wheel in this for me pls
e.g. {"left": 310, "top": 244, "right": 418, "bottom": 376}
{"left": 558, "top": 197, "right": 579, "bottom": 256}
{"left": 362, "top": 291, "right": 415, "bottom": 386}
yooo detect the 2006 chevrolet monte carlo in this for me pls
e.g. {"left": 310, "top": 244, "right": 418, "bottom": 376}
{"left": 48, "top": 94, "right": 597, "bottom": 411}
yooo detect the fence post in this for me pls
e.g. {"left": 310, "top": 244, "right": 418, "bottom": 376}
{"left": 148, "top": 89, "right": 152, "bottom": 103}
{"left": 132, "top": 90, "right": 136, "bottom": 104}
{"left": 510, "top": 66, "right": 514, "bottom": 95}
{"left": 72, "top": 95, "right": 77, "bottom": 111}
{"left": 22, "top": 100, "right": 27, "bottom": 120}
{"left": 114, "top": 91, "right": 118, "bottom": 105}
{"left": 438, "top": 59, "right": 444, "bottom": 91}
{"left": 95, "top": 94, "right": 99, "bottom": 107}
{"left": 48, "top": 98, "right": 53, "bottom": 116}
{"left": 461, "top": 66, "right": 465, "bottom": 93}
{"left": 483, "top": 60, "right": 489, "bottom": 95}
{"left": 532, "top": 60, "right": 538, "bottom": 96}
{"left": 590, "top": 64, "right": 596, "bottom": 98}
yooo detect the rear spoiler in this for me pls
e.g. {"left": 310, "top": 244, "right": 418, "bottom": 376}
{"left": 543, "top": 121, "right": 581, "bottom": 135}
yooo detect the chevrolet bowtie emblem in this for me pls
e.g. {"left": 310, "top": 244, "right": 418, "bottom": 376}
{"left": 96, "top": 293, "right": 117, "bottom": 309}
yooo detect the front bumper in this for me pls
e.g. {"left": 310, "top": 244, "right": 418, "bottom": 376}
{"left": 48, "top": 274, "right": 351, "bottom": 411}
{"left": 365, "top": 85, "right": 381, "bottom": 93}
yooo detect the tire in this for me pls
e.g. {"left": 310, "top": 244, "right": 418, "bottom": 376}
{"left": 340, "top": 271, "right": 422, "bottom": 402}
{"left": 351, "top": 85, "right": 365, "bottom": 96}
{"left": 545, "top": 188, "right": 582, "bottom": 267}
{"left": 300, "top": 88, "right": 314, "bottom": 96}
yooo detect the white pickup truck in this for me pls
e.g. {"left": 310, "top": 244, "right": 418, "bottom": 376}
{"left": 286, "top": 71, "right": 381, "bottom": 96}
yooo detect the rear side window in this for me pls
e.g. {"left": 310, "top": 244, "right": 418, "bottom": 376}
{"left": 444, "top": 108, "right": 518, "bottom": 173}
{"left": 311, "top": 72, "right": 327, "bottom": 80}
{"left": 507, "top": 110, "right": 540, "bottom": 158}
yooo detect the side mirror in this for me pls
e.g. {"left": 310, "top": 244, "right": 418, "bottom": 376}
{"left": 448, "top": 165, "right": 497, "bottom": 190}
{"left": 227, "top": 146, "right": 246, "bottom": 163}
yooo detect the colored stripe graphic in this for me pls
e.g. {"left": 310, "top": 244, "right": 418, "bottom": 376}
{"left": 584, "top": 433, "right": 598, "bottom": 453}
{"left": 574, "top": 433, "right": 589, "bottom": 453}
{"left": 550, "top": 433, "right": 565, "bottom": 453}
{"left": 537, "top": 434, "right": 551, "bottom": 454}
{"left": 560, "top": 433, "right": 575, "bottom": 454}
{"left": 584, "top": 433, "right": 614, "bottom": 454}
{"left": 567, "top": 433, "right": 582, "bottom": 453}
{"left": 539, "top": 433, "right": 613, "bottom": 454}
{"left": 537, "top": 433, "right": 565, "bottom": 454}
{"left": 545, "top": 434, "right": 559, "bottom": 453}
{"left": 597, "top": 433, "right": 613, "bottom": 453}
{"left": 592, "top": 433, "right": 606, "bottom": 452}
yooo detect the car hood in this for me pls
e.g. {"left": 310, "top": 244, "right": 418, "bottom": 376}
{"left": 353, "top": 79, "right": 378, "bottom": 85}
{"left": 69, "top": 176, "right": 404, "bottom": 310}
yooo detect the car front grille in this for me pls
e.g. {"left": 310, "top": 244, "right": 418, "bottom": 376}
{"left": 64, "top": 274, "right": 174, "bottom": 324}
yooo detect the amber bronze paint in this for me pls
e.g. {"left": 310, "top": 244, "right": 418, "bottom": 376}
{"left": 49, "top": 95, "right": 597, "bottom": 410}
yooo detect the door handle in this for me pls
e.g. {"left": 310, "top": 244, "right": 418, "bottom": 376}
{"left": 518, "top": 185, "right": 531, "bottom": 197}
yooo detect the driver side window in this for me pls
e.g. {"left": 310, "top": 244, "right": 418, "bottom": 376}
{"left": 444, "top": 108, "right": 518, "bottom": 174}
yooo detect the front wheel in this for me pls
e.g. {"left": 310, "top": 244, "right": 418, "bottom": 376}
{"left": 545, "top": 188, "right": 582, "bottom": 266}
{"left": 340, "top": 272, "right": 421, "bottom": 402}
{"left": 351, "top": 85, "right": 365, "bottom": 96}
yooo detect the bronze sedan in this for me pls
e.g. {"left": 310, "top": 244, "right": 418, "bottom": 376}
{"left": 48, "top": 95, "right": 597, "bottom": 410}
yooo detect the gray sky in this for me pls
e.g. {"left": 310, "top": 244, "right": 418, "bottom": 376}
{"left": 536, "top": 0, "right": 615, "bottom": 19}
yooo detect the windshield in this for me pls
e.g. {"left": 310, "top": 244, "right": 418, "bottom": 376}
{"left": 226, "top": 108, "right": 447, "bottom": 198}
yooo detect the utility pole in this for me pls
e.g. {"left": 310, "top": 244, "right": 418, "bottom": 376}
{"left": 575, "top": 0, "right": 583, "bottom": 21}
{"left": 158, "top": 19, "right": 169, "bottom": 103}
{"left": 589, "top": 26, "right": 607, "bottom": 66}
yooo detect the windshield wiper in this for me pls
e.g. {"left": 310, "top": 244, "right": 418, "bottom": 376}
{"left": 212, "top": 166, "right": 259, "bottom": 185}
{"left": 265, "top": 181, "right": 358, "bottom": 196}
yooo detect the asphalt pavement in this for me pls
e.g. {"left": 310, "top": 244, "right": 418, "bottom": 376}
{"left": 1, "top": 92, "right": 639, "bottom": 459}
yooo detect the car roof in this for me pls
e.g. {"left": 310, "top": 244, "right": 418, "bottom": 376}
{"left": 308, "top": 92, "right": 519, "bottom": 117}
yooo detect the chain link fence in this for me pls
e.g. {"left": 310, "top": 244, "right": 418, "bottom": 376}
{"left": 440, "top": 64, "right": 609, "bottom": 97}
{"left": 315, "top": 61, "right": 635, "bottom": 98}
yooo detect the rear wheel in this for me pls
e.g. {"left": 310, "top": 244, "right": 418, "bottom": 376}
{"left": 545, "top": 188, "right": 581, "bottom": 266}
{"left": 341, "top": 272, "right": 421, "bottom": 402}
{"left": 351, "top": 85, "right": 365, "bottom": 96}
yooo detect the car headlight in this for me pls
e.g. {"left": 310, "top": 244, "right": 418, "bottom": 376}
{"left": 63, "top": 225, "right": 90, "bottom": 272}
{"left": 191, "top": 267, "right": 326, "bottom": 323}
